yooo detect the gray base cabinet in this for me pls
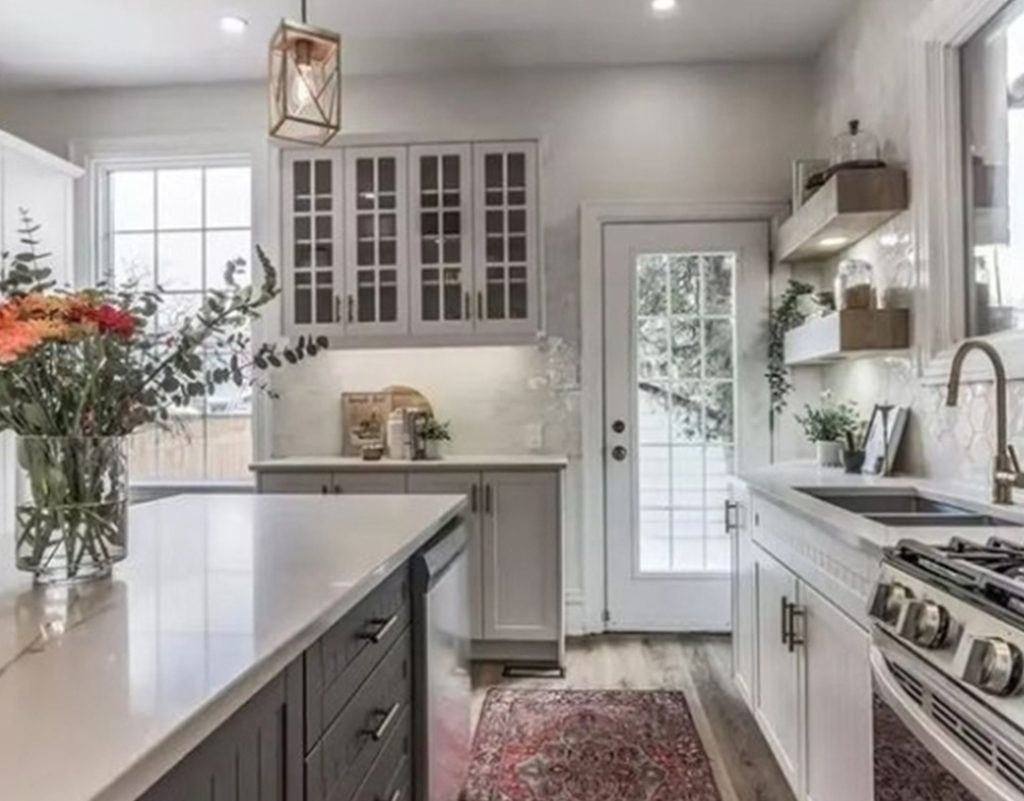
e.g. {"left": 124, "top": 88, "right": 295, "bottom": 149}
{"left": 256, "top": 463, "right": 564, "bottom": 665}
{"left": 139, "top": 662, "right": 304, "bottom": 801}
{"left": 139, "top": 562, "right": 417, "bottom": 801}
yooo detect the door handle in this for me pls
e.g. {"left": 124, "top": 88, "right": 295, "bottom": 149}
{"left": 321, "top": 484, "right": 329, "bottom": 495}
{"left": 484, "top": 483, "right": 493, "bottom": 514}
{"left": 358, "top": 613, "right": 400, "bottom": 644}
{"left": 477, "top": 291, "right": 484, "bottom": 319}
{"left": 611, "top": 419, "right": 626, "bottom": 434}
{"left": 470, "top": 483, "right": 479, "bottom": 512}
{"left": 724, "top": 500, "right": 739, "bottom": 534}
{"left": 347, "top": 294, "right": 354, "bottom": 323}
{"left": 787, "top": 603, "right": 805, "bottom": 652}
{"left": 611, "top": 445, "right": 628, "bottom": 462}
{"left": 365, "top": 701, "right": 401, "bottom": 741}
{"left": 334, "top": 295, "right": 341, "bottom": 323}
{"left": 465, "top": 291, "right": 472, "bottom": 320}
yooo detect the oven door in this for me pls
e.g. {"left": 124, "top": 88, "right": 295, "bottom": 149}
{"left": 871, "top": 629, "right": 1024, "bottom": 801}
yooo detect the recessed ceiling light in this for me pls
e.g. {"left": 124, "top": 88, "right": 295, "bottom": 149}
{"left": 651, "top": 0, "right": 677, "bottom": 11}
{"left": 818, "top": 236, "right": 849, "bottom": 248}
{"left": 220, "top": 15, "right": 249, "bottom": 34}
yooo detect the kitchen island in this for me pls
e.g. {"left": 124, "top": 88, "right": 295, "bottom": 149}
{"left": 0, "top": 492, "right": 466, "bottom": 801}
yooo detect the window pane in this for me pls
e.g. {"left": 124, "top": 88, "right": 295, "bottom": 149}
{"left": 113, "top": 233, "right": 154, "bottom": 287}
{"left": 205, "top": 167, "right": 251, "bottom": 228}
{"left": 156, "top": 292, "right": 204, "bottom": 334}
{"left": 206, "top": 230, "right": 251, "bottom": 289}
{"left": 157, "top": 169, "right": 202, "bottom": 229}
{"left": 963, "top": 0, "right": 1024, "bottom": 336}
{"left": 157, "top": 232, "right": 202, "bottom": 290}
{"left": 111, "top": 171, "right": 154, "bottom": 231}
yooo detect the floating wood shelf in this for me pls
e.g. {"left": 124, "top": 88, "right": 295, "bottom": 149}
{"left": 778, "top": 167, "right": 909, "bottom": 263}
{"left": 784, "top": 309, "right": 910, "bottom": 366}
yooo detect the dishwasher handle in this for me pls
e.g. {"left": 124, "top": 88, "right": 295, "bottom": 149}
{"left": 412, "top": 518, "right": 469, "bottom": 593}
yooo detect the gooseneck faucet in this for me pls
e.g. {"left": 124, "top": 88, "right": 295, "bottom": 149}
{"left": 946, "top": 339, "right": 1023, "bottom": 504}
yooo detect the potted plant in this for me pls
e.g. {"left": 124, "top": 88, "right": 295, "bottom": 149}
{"left": 794, "top": 391, "right": 859, "bottom": 468}
{"left": 419, "top": 417, "right": 451, "bottom": 460}
{"left": 0, "top": 214, "right": 324, "bottom": 584}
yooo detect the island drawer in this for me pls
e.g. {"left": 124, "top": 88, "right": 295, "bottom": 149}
{"left": 306, "top": 628, "right": 413, "bottom": 801}
{"left": 350, "top": 707, "right": 413, "bottom": 801}
{"left": 306, "top": 564, "right": 411, "bottom": 744}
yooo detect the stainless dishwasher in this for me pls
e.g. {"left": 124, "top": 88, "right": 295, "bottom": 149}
{"left": 412, "top": 519, "right": 472, "bottom": 801}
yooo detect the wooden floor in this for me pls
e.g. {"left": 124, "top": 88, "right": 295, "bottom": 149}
{"left": 471, "top": 634, "right": 796, "bottom": 801}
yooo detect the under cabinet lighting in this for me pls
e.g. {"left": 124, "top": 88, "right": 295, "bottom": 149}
{"left": 818, "top": 236, "right": 850, "bottom": 248}
{"left": 651, "top": 0, "right": 677, "bottom": 11}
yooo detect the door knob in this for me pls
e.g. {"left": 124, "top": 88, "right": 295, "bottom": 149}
{"left": 611, "top": 420, "right": 626, "bottom": 434}
{"left": 611, "top": 445, "right": 628, "bottom": 461}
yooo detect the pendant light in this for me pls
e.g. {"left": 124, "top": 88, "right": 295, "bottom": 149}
{"left": 268, "top": 0, "right": 341, "bottom": 146}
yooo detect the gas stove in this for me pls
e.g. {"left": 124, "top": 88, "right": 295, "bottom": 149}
{"left": 872, "top": 536, "right": 1024, "bottom": 730}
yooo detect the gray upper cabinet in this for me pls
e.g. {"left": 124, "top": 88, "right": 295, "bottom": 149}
{"left": 280, "top": 139, "right": 541, "bottom": 347}
{"left": 283, "top": 151, "right": 344, "bottom": 340}
{"left": 472, "top": 142, "right": 540, "bottom": 336}
{"left": 345, "top": 146, "right": 409, "bottom": 337}
{"left": 410, "top": 144, "right": 474, "bottom": 336}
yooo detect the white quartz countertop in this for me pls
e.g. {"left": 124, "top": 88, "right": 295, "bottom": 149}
{"left": 0, "top": 493, "right": 466, "bottom": 801}
{"left": 250, "top": 454, "right": 569, "bottom": 471}
{"left": 740, "top": 462, "right": 1024, "bottom": 551}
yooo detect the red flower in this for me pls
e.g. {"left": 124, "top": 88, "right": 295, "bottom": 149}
{"left": 89, "top": 304, "right": 136, "bottom": 336}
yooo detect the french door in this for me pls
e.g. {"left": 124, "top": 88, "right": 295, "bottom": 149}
{"left": 603, "top": 221, "right": 770, "bottom": 631}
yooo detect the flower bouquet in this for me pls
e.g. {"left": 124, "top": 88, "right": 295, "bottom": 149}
{"left": 0, "top": 214, "right": 323, "bottom": 583}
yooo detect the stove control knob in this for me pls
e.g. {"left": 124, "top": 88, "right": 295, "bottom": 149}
{"left": 870, "top": 582, "right": 913, "bottom": 626}
{"left": 900, "top": 601, "right": 951, "bottom": 650}
{"left": 962, "top": 638, "right": 1024, "bottom": 697}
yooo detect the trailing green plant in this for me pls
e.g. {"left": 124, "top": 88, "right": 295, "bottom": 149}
{"left": 794, "top": 391, "right": 860, "bottom": 443}
{"left": 767, "top": 279, "right": 816, "bottom": 415}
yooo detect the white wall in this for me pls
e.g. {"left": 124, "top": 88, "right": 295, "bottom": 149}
{"left": 0, "top": 62, "right": 817, "bottom": 631}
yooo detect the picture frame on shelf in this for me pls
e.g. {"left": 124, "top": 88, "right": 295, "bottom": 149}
{"left": 863, "top": 404, "right": 909, "bottom": 475}
{"left": 791, "top": 158, "right": 830, "bottom": 211}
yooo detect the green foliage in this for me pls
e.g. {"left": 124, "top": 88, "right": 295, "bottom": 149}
{"left": 0, "top": 212, "right": 327, "bottom": 437}
{"left": 794, "top": 391, "right": 860, "bottom": 443}
{"left": 420, "top": 417, "right": 452, "bottom": 442}
{"left": 766, "top": 279, "right": 816, "bottom": 416}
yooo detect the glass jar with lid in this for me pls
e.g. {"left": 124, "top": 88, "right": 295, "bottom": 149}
{"left": 830, "top": 120, "right": 881, "bottom": 167}
{"left": 835, "top": 259, "right": 876, "bottom": 310}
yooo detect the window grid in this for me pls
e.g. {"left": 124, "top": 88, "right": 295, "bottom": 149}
{"left": 635, "top": 251, "right": 736, "bottom": 574}
{"left": 103, "top": 162, "right": 253, "bottom": 482}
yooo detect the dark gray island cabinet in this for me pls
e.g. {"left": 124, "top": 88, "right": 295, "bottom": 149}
{"left": 140, "top": 564, "right": 414, "bottom": 801}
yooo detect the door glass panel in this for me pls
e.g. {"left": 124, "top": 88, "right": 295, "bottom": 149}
{"left": 635, "top": 251, "right": 737, "bottom": 573}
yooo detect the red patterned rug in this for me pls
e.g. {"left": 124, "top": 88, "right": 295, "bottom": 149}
{"left": 464, "top": 689, "right": 723, "bottom": 801}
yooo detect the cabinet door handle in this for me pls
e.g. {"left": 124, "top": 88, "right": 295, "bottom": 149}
{"left": 365, "top": 701, "right": 401, "bottom": 741}
{"left": 781, "top": 595, "right": 790, "bottom": 645}
{"left": 347, "top": 294, "right": 354, "bottom": 323}
{"left": 358, "top": 612, "right": 399, "bottom": 644}
{"left": 334, "top": 295, "right": 341, "bottom": 323}
{"left": 464, "top": 291, "right": 472, "bottom": 320}
{"left": 470, "top": 484, "right": 479, "bottom": 512}
{"left": 321, "top": 484, "right": 329, "bottom": 495}
{"left": 334, "top": 484, "right": 343, "bottom": 494}
{"left": 484, "top": 483, "right": 493, "bottom": 514}
{"left": 724, "top": 500, "right": 739, "bottom": 534}
{"left": 787, "top": 604, "right": 806, "bottom": 653}
{"left": 477, "top": 291, "right": 484, "bottom": 320}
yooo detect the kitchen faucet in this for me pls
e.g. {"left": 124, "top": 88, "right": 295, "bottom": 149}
{"left": 946, "top": 339, "right": 1024, "bottom": 504}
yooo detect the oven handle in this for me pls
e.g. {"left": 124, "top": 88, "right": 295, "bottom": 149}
{"left": 870, "top": 643, "right": 1018, "bottom": 801}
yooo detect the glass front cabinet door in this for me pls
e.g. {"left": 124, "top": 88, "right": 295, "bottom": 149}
{"left": 282, "top": 151, "right": 344, "bottom": 339}
{"left": 473, "top": 142, "right": 539, "bottom": 335}
{"left": 410, "top": 144, "right": 474, "bottom": 335}
{"left": 344, "top": 146, "right": 409, "bottom": 336}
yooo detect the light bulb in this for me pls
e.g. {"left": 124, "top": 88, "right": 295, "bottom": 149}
{"left": 651, "top": 0, "right": 677, "bottom": 11}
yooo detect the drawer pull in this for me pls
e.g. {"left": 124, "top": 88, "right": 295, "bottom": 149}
{"left": 366, "top": 701, "right": 401, "bottom": 742}
{"left": 358, "top": 613, "right": 400, "bottom": 643}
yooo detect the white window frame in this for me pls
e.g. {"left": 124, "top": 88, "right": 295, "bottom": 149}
{"left": 913, "top": 0, "right": 1024, "bottom": 381}
{"left": 73, "top": 132, "right": 271, "bottom": 489}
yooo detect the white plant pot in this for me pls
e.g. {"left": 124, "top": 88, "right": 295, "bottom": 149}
{"left": 423, "top": 440, "right": 441, "bottom": 460}
{"left": 815, "top": 440, "right": 842, "bottom": 468}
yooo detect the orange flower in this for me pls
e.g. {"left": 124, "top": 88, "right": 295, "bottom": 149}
{"left": 0, "top": 320, "right": 44, "bottom": 363}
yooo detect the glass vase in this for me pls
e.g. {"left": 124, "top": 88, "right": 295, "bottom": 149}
{"left": 15, "top": 436, "right": 129, "bottom": 584}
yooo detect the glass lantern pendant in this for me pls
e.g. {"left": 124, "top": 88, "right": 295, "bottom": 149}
{"left": 269, "top": 0, "right": 341, "bottom": 146}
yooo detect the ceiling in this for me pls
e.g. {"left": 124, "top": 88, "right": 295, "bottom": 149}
{"left": 0, "top": 0, "right": 855, "bottom": 91}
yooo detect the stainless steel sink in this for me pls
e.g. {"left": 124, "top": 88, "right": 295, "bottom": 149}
{"left": 795, "top": 487, "right": 1022, "bottom": 527}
